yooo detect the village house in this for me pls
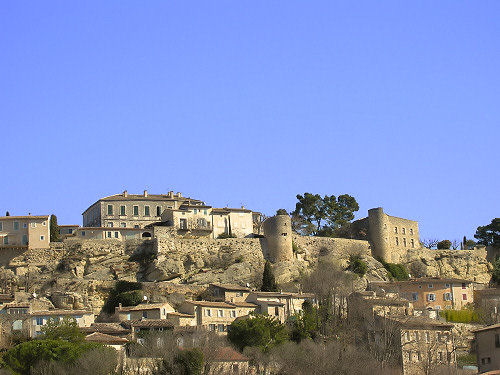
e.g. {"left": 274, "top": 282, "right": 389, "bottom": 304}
{"left": 74, "top": 227, "right": 152, "bottom": 241}
{"left": 116, "top": 302, "right": 175, "bottom": 321}
{"left": 473, "top": 323, "right": 500, "bottom": 373}
{"left": 178, "top": 301, "right": 256, "bottom": 334}
{"left": 81, "top": 322, "right": 131, "bottom": 338}
{"left": 209, "top": 283, "right": 251, "bottom": 303}
{"left": 0, "top": 215, "right": 50, "bottom": 249}
{"left": 206, "top": 346, "right": 251, "bottom": 375}
{"left": 85, "top": 332, "right": 129, "bottom": 351}
{"left": 58, "top": 224, "right": 79, "bottom": 239}
{"left": 166, "top": 312, "right": 196, "bottom": 327}
{"left": 475, "top": 288, "right": 500, "bottom": 324}
{"left": 27, "top": 309, "right": 94, "bottom": 338}
{"left": 348, "top": 291, "right": 414, "bottom": 321}
{"left": 368, "top": 277, "right": 474, "bottom": 311}
{"left": 246, "top": 291, "right": 316, "bottom": 319}
{"left": 121, "top": 319, "right": 175, "bottom": 340}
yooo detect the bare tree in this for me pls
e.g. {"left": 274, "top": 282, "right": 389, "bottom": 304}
{"left": 421, "top": 239, "right": 439, "bottom": 249}
{"left": 451, "top": 240, "right": 461, "bottom": 250}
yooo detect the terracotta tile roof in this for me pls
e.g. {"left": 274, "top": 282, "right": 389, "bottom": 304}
{"left": 387, "top": 316, "right": 453, "bottom": 329}
{"left": 29, "top": 309, "right": 92, "bottom": 316}
{"left": 213, "top": 347, "right": 249, "bottom": 362}
{"left": 210, "top": 283, "right": 251, "bottom": 292}
{"left": 230, "top": 302, "right": 258, "bottom": 308}
{"left": 85, "top": 332, "right": 129, "bottom": 344}
{"left": 186, "top": 301, "right": 235, "bottom": 308}
{"left": 472, "top": 323, "right": 500, "bottom": 333}
{"left": 4, "top": 303, "right": 30, "bottom": 309}
{"left": 59, "top": 225, "right": 80, "bottom": 227}
{"left": 370, "top": 277, "right": 472, "bottom": 286}
{"left": 81, "top": 323, "right": 130, "bottom": 335}
{"left": 122, "top": 319, "right": 174, "bottom": 329}
{"left": 167, "top": 312, "right": 195, "bottom": 318}
{"left": 0, "top": 215, "right": 49, "bottom": 220}
{"left": 117, "top": 303, "right": 171, "bottom": 312}
{"left": 251, "top": 291, "right": 315, "bottom": 299}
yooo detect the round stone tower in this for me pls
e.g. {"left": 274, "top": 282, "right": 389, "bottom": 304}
{"left": 262, "top": 214, "right": 293, "bottom": 263}
{"left": 368, "top": 207, "right": 391, "bottom": 262}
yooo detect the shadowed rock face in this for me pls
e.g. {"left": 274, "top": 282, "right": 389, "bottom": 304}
{"left": 0, "top": 237, "right": 491, "bottom": 315}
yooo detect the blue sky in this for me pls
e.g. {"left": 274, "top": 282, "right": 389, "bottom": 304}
{"left": 1, "top": 1, "right": 498, "bottom": 241}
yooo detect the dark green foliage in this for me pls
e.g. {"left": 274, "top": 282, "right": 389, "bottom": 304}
{"left": 234, "top": 255, "right": 244, "bottom": 263}
{"left": 456, "top": 353, "right": 477, "bottom": 367}
{"left": 5, "top": 211, "right": 10, "bottom": 216}
{"left": 289, "top": 301, "right": 319, "bottom": 342}
{"left": 217, "top": 232, "right": 236, "bottom": 239}
{"left": 492, "top": 258, "right": 500, "bottom": 284}
{"left": 276, "top": 209, "right": 288, "bottom": 216}
{"left": 40, "top": 317, "right": 84, "bottom": 342}
{"left": 228, "top": 315, "right": 289, "bottom": 352}
{"left": 465, "top": 239, "right": 476, "bottom": 249}
{"left": 174, "top": 348, "right": 204, "bottom": 375}
{"left": 292, "top": 240, "right": 299, "bottom": 254}
{"left": 378, "top": 258, "right": 409, "bottom": 281}
{"left": 261, "top": 261, "right": 278, "bottom": 292}
{"left": 440, "top": 309, "right": 479, "bottom": 323}
{"left": 50, "top": 214, "right": 60, "bottom": 242}
{"left": 102, "top": 280, "right": 143, "bottom": 314}
{"left": 3, "top": 339, "right": 102, "bottom": 375}
{"left": 347, "top": 254, "right": 368, "bottom": 277}
{"left": 437, "top": 240, "right": 452, "bottom": 249}
{"left": 475, "top": 218, "right": 500, "bottom": 247}
{"left": 292, "top": 193, "right": 359, "bottom": 236}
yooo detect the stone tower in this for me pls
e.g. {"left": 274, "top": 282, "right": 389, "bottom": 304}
{"left": 368, "top": 207, "right": 391, "bottom": 262}
{"left": 262, "top": 214, "right": 293, "bottom": 263}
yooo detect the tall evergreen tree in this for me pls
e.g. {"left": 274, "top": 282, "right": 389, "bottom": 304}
{"left": 261, "top": 260, "right": 278, "bottom": 292}
{"left": 50, "top": 214, "right": 60, "bottom": 242}
{"left": 5, "top": 211, "right": 9, "bottom": 216}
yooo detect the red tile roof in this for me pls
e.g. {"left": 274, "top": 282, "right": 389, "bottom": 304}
{"left": 85, "top": 332, "right": 129, "bottom": 345}
{"left": 213, "top": 347, "right": 249, "bottom": 362}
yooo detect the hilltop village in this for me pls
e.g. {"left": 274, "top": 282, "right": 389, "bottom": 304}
{"left": 0, "top": 190, "right": 498, "bottom": 374}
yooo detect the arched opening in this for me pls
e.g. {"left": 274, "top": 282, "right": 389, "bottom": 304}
{"left": 142, "top": 232, "right": 152, "bottom": 238}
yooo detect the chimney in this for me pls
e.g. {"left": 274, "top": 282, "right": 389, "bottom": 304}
{"left": 168, "top": 191, "right": 173, "bottom": 198}
{"left": 176, "top": 192, "right": 182, "bottom": 198}
{"left": 241, "top": 205, "right": 245, "bottom": 209}
{"left": 118, "top": 303, "right": 122, "bottom": 309}
{"left": 123, "top": 190, "right": 128, "bottom": 197}
{"left": 144, "top": 190, "right": 148, "bottom": 197}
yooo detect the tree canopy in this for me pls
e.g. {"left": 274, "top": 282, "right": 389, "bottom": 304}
{"left": 228, "top": 315, "right": 289, "bottom": 352}
{"left": 50, "top": 214, "right": 60, "bottom": 242}
{"left": 292, "top": 193, "right": 359, "bottom": 236}
{"left": 475, "top": 218, "right": 500, "bottom": 248}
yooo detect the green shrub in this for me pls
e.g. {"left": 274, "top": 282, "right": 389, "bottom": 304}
{"left": 378, "top": 258, "right": 409, "bottom": 281}
{"left": 102, "top": 281, "right": 143, "bottom": 314}
{"left": 347, "top": 254, "right": 367, "bottom": 277}
{"left": 437, "top": 240, "right": 452, "bottom": 249}
{"left": 440, "top": 309, "right": 480, "bottom": 323}
{"left": 456, "top": 353, "right": 477, "bottom": 367}
{"left": 217, "top": 232, "right": 236, "bottom": 239}
{"left": 492, "top": 258, "right": 500, "bottom": 284}
{"left": 292, "top": 240, "right": 299, "bottom": 254}
{"left": 235, "top": 255, "right": 245, "bottom": 263}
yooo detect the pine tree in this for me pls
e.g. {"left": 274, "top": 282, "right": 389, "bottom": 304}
{"left": 50, "top": 215, "right": 60, "bottom": 242}
{"left": 5, "top": 211, "right": 9, "bottom": 216}
{"left": 261, "top": 260, "right": 278, "bottom": 292}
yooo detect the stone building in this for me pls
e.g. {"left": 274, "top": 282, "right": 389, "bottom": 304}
{"left": 28, "top": 309, "right": 95, "bottom": 338}
{"left": 0, "top": 215, "right": 50, "bottom": 249}
{"left": 368, "top": 277, "right": 474, "bottom": 311}
{"left": 58, "top": 224, "right": 79, "bottom": 239}
{"left": 74, "top": 227, "right": 152, "bottom": 241}
{"left": 115, "top": 302, "right": 175, "bottom": 321}
{"left": 473, "top": 323, "right": 500, "bottom": 373}
{"left": 352, "top": 207, "right": 420, "bottom": 263}
{"left": 82, "top": 190, "right": 261, "bottom": 239}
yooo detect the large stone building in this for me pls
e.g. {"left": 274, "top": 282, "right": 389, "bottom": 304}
{"left": 474, "top": 323, "right": 500, "bottom": 373}
{"left": 0, "top": 215, "right": 50, "bottom": 249}
{"left": 82, "top": 190, "right": 261, "bottom": 239}
{"left": 352, "top": 207, "right": 420, "bottom": 263}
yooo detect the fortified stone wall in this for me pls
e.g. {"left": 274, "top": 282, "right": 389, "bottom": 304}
{"left": 262, "top": 215, "right": 293, "bottom": 262}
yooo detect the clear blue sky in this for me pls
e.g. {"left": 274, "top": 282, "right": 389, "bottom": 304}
{"left": 1, "top": 1, "right": 498, "bottom": 241}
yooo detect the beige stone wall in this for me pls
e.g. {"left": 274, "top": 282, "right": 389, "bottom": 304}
{"left": 262, "top": 215, "right": 293, "bottom": 262}
{"left": 475, "top": 327, "right": 500, "bottom": 373}
{"left": 0, "top": 216, "right": 50, "bottom": 249}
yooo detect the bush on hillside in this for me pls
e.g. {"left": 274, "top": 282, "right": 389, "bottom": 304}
{"left": 102, "top": 280, "right": 143, "bottom": 314}
{"left": 347, "top": 254, "right": 368, "bottom": 277}
{"left": 217, "top": 232, "right": 236, "bottom": 239}
{"left": 437, "top": 240, "right": 452, "bottom": 250}
{"left": 440, "top": 309, "right": 479, "bottom": 323}
{"left": 378, "top": 258, "right": 409, "bottom": 281}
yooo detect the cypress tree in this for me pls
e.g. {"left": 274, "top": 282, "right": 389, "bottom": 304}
{"left": 50, "top": 215, "right": 60, "bottom": 242}
{"left": 5, "top": 211, "right": 9, "bottom": 216}
{"left": 261, "top": 260, "right": 278, "bottom": 292}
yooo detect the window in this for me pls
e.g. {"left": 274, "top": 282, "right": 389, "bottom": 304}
{"left": 218, "top": 309, "right": 224, "bottom": 317}
{"left": 462, "top": 294, "right": 467, "bottom": 301}
{"left": 114, "top": 232, "right": 119, "bottom": 238}
{"left": 120, "top": 206, "right": 126, "bottom": 216}
{"left": 162, "top": 308, "right": 166, "bottom": 316}
{"left": 206, "top": 309, "right": 212, "bottom": 317}
{"left": 194, "top": 209, "right": 198, "bottom": 214}
{"left": 31, "top": 223, "right": 36, "bottom": 228}
{"left": 68, "top": 228, "right": 73, "bottom": 234}
{"left": 35, "top": 317, "right": 44, "bottom": 325}
{"left": 495, "top": 334, "right": 500, "bottom": 348}
{"left": 133, "top": 206, "right": 139, "bottom": 216}
{"left": 134, "top": 225, "right": 139, "bottom": 229}
{"left": 403, "top": 238, "right": 407, "bottom": 247}
{"left": 427, "top": 293, "right": 436, "bottom": 301}
{"left": 156, "top": 206, "right": 161, "bottom": 216}
{"left": 107, "top": 231, "right": 112, "bottom": 238}
{"left": 439, "top": 352, "right": 443, "bottom": 361}
{"left": 107, "top": 222, "right": 113, "bottom": 227}
{"left": 23, "top": 223, "right": 27, "bottom": 229}
{"left": 236, "top": 291, "right": 243, "bottom": 297}
{"left": 81, "top": 231, "right": 86, "bottom": 237}
{"left": 120, "top": 223, "right": 126, "bottom": 228}
{"left": 462, "top": 283, "right": 466, "bottom": 289}
{"left": 13, "top": 222, "right": 19, "bottom": 230}
{"left": 405, "top": 332, "right": 410, "bottom": 341}
{"left": 204, "top": 210, "right": 207, "bottom": 215}
{"left": 412, "top": 293, "right": 418, "bottom": 301}
{"left": 275, "top": 306, "right": 279, "bottom": 316}
{"left": 142, "top": 311, "right": 147, "bottom": 319}
{"left": 415, "top": 332, "right": 419, "bottom": 341}
{"left": 428, "top": 284, "right": 433, "bottom": 288}
{"left": 144, "top": 206, "right": 150, "bottom": 216}
{"left": 42, "top": 221, "right": 46, "bottom": 226}
{"left": 417, "top": 352, "right": 421, "bottom": 361}
{"left": 0, "top": 223, "right": 2, "bottom": 230}
{"left": 3, "top": 236, "right": 8, "bottom": 245}
{"left": 445, "top": 283, "right": 450, "bottom": 288}
{"left": 22, "top": 235, "right": 28, "bottom": 245}
{"left": 230, "top": 310, "right": 236, "bottom": 318}
{"left": 395, "top": 237, "right": 399, "bottom": 246}
{"left": 209, "top": 324, "right": 216, "bottom": 331}
{"left": 410, "top": 228, "right": 414, "bottom": 235}
{"left": 411, "top": 239, "right": 415, "bottom": 248}
{"left": 402, "top": 228, "right": 406, "bottom": 235}
{"left": 394, "top": 227, "right": 398, "bottom": 234}
{"left": 444, "top": 293, "right": 451, "bottom": 301}
{"left": 426, "top": 332, "right": 430, "bottom": 343}
{"left": 107, "top": 205, "right": 113, "bottom": 215}
{"left": 40, "top": 235, "right": 44, "bottom": 241}
{"left": 217, "top": 324, "right": 225, "bottom": 332}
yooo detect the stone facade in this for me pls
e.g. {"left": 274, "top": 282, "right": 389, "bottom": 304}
{"left": 262, "top": 214, "right": 293, "bottom": 263}
{"left": 0, "top": 215, "right": 50, "bottom": 249}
